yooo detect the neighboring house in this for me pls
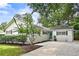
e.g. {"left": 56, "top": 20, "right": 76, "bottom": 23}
{"left": 49, "top": 26, "right": 74, "bottom": 42}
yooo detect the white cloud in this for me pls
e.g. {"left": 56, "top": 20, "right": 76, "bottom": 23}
{"left": 0, "top": 4, "right": 9, "bottom": 18}
{"left": 18, "top": 7, "right": 40, "bottom": 24}
{"left": 0, "top": 3, "right": 16, "bottom": 15}
{"left": 32, "top": 12, "right": 40, "bottom": 24}
{"left": 0, "top": 10, "right": 8, "bottom": 14}
{"left": 0, "top": 3, "right": 16, "bottom": 24}
{"left": 17, "top": 6, "right": 33, "bottom": 14}
{"left": 0, "top": 3, "right": 40, "bottom": 25}
{"left": 0, "top": 3, "right": 9, "bottom": 8}
{"left": 18, "top": 9, "right": 26, "bottom": 14}
{"left": 0, "top": 3, "right": 14, "bottom": 15}
{"left": 0, "top": 3, "right": 7, "bottom": 6}
{"left": 17, "top": 6, "right": 40, "bottom": 24}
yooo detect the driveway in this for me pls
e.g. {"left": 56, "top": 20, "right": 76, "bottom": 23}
{"left": 22, "top": 41, "right": 79, "bottom": 56}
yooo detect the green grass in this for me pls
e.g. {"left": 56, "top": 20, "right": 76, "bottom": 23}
{"left": 0, "top": 44, "right": 24, "bottom": 56}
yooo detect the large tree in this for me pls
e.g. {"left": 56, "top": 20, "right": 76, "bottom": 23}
{"left": 13, "top": 13, "right": 40, "bottom": 45}
{"left": 23, "top": 13, "right": 38, "bottom": 45}
{"left": 28, "top": 3, "right": 74, "bottom": 27}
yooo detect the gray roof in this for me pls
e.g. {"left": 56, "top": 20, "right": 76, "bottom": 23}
{"left": 34, "top": 25, "right": 73, "bottom": 31}
{"left": 50, "top": 25, "right": 73, "bottom": 30}
{"left": 34, "top": 24, "right": 50, "bottom": 31}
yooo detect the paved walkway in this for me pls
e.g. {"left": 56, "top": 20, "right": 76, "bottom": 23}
{"left": 22, "top": 41, "right": 79, "bottom": 56}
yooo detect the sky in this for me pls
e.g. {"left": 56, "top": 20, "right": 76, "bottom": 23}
{"left": 0, "top": 3, "right": 40, "bottom": 24}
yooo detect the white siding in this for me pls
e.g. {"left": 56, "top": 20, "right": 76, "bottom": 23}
{"left": 5, "top": 22, "right": 18, "bottom": 35}
{"left": 52, "top": 29, "right": 73, "bottom": 42}
{"left": 5, "top": 20, "right": 23, "bottom": 35}
{"left": 26, "top": 34, "right": 49, "bottom": 44}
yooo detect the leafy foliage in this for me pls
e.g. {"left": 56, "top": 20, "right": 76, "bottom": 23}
{"left": 28, "top": 3, "right": 74, "bottom": 27}
{"left": 18, "top": 25, "right": 27, "bottom": 33}
{"left": 0, "top": 22, "right": 7, "bottom": 31}
{"left": 13, "top": 13, "right": 41, "bottom": 45}
{"left": 72, "top": 17, "right": 79, "bottom": 30}
{"left": 74, "top": 23, "right": 79, "bottom": 30}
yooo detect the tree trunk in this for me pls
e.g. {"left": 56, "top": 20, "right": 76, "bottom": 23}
{"left": 28, "top": 34, "right": 35, "bottom": 46}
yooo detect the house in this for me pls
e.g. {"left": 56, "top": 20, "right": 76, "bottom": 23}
{"left": 5, "top": 12, "right": 74, "bottom": 42}
{"left": 5, "top": 19, "right": 49, "bottom": 43}
{"left": 33, "top": 25, "right": 74, "bottom": 42}
{"left": 5, "top": 18, "right": 74, "bottom": 42}
{"left": 5, "top": 19, "right": 20, "bottom": 35}
{"left": 49, "top": 26, "right": 74, "bottom": 42}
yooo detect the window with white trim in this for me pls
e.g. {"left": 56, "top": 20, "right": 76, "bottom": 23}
{"left": 56, "top": 31, "right": 68, "bottom": 35}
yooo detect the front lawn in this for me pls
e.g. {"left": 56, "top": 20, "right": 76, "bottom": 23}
{"left": 0, "top": 44, "right": 42, "bottom": 56}
{"left": 0, "top": 44, "right": 24, "bottom": 56}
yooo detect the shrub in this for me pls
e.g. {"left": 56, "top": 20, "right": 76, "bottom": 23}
{"left": 0, "top": 34, "right": 27, "bottom": 44}
{"left": 74, "top": 23, "right": 79, "bottom": 30}
{"left": 0, "top": 34, "right": 5, "bottom": 43}
{"left": 16, "top": 35, "right": 27, "bottom": 44}
{"left": 0, "top": 35, "right": 15, "bottom": 43}
{"left": 74, "top": 31, "right": 79, "bottom": 40}
{"left": 0, "top": 34, "right": 4, "bottom": 36}
{"left": 4, "top": 35, "right": 16, "bottom": 43}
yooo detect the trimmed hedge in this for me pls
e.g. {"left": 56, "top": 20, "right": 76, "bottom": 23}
{"left": 0, "top": 34, "right": 27, "bottom": 44}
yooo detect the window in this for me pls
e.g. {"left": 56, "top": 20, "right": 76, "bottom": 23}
{"left": 62, "top": 32, "right": 66, "bottom": 35}
{"left": 56, "top": 31, "right": 68, "bottom": 35}
{"left": 66, "top": 31, "right": 68, "bottom": 35}
{"left": 6, "top": 30, "right": 12, "bottom": 34}
{"left": 57, "top": 32, "right": 61, "bottom": 35}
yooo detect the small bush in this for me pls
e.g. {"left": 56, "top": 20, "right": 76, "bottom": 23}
{"left": 16, "top": 35, "right": 27, "bottom": 44}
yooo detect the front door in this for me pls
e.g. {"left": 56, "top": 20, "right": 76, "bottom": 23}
{"left": 49, "top": 31, "right": 52, "bottom": 40}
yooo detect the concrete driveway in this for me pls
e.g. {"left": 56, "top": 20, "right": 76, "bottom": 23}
{"left": 22, "top": 41, "right": 79, "bottom": 56}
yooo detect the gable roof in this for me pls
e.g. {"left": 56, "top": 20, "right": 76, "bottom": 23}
{"left": 5, "top": 19, "right": 15, "bottom": 30}
{"left": 5, "top": 14, "right": 30, "bottom": 30}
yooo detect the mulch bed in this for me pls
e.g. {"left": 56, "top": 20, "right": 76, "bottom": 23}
{"left": 21, "top": 45, "right": 42, "bottom": 53}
